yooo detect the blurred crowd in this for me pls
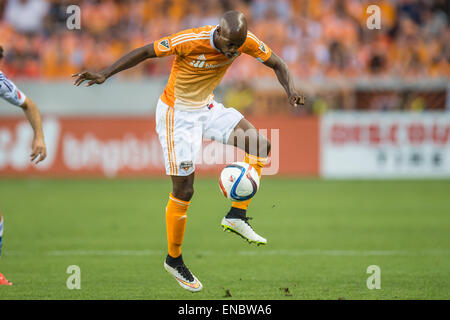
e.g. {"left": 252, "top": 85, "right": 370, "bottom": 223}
{"left": 0, "top": 0, "right": 449, "bottom": 81}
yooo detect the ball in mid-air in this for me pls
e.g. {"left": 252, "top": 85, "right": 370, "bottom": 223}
{"left": 219, "top": 162, "right": 260, "bottom": 201}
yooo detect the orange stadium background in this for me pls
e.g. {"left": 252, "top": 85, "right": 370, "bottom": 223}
{"left": 0, "top": 0, "right": 448, "bottom": 179}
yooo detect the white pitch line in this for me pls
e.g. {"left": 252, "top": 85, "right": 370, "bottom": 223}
{"left": 237, "top": 249, "right": 450, "bottom": 256}
{"left": 5, "top": 249, "right": 448, "bottom": 257}
{"left": 47, "top": 250, "right": 165, "bottom": 256}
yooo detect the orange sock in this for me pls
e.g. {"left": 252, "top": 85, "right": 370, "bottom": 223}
{"left": 231, "top": 153, "right": 267, "bottom": 210}
{"left": 165, "top": 193, "right": 190, "bottom": 258}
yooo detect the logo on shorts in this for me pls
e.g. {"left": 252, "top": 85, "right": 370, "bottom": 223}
{"left": 180, "top": 161, "right": 193, "bottom": 172}
{"left": 158, "top": 39, "right": 170, "bottom": 52}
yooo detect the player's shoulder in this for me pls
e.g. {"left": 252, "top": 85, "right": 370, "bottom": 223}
{"left": 247, "top": 31, "right": 261, "bottom": 42}
{"left": 0, "top": 70, "right": 13, "bottom": 87}
{"left": 0, "top": 70, "right": 7, "bottom": 87}
{"left": 244, "top": 30, "right": 264, "bottom": 48}
{"left": 155, "top": 26, "right": 215, "bottom": 57}
{"left": 243, "top": 31, "right": 269, "bottom": 51}
{"left": 169, "top": 26, "right": 214, "bottom": 54}
{"left": 240, "top": 31, "right": 271, "bottom": 62}
{"left": 171, "top": 25, "right": 214, "bottom": 43}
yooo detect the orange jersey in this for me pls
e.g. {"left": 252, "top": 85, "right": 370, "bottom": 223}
{"left": 154, "top": 25, "right": 272, "bottom": 110}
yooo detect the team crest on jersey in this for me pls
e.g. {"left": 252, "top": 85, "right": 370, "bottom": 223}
{"left": 180, "top": 161, "right": 193, "bottom": 172}
{"left": 259, "top": 42, "right": 267, "bottom": 53}
{"left": 158, "top": 39, "right": 170, "bottom": 52}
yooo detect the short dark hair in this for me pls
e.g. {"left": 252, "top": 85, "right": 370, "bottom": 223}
{"left": 0, "top": 46, "right": 3, "bottom": 60}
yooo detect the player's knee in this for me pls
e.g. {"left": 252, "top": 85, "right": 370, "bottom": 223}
{"left": 258, "top": 136, "right": 271, "bottom": 157}
{"left": 266, "top": 139, "right": 271, "bottom": 155}
{"left": 181, "top": 187, "right": 194, "bottom": 201}
{"left": 173, "top": 185, "right": 194, "bottom": 201}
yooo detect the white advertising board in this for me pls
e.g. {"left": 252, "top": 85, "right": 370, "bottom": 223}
{"left": 321, "top": 112, "right": 450, "bottom": 178}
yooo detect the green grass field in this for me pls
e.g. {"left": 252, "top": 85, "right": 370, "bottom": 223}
{"left": 0, "top": 178, "right": 449, "bottom": 300}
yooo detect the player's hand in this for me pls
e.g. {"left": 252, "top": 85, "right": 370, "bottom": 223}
{"left": 289, "top": 92, "right": 306, "bottom": 108}
{"left": 30, "top": 136, "right": 47, "bottom": 164}
{"left": 72, "top": 71, "right": 106, "bottom": 87}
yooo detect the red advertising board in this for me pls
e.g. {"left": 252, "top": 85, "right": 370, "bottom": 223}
{"left": 0, "top": 116, "right": 319, "bottom": 177}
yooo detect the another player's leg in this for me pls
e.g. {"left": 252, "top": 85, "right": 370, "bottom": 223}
{"left": 0, "top": 211, "right": 13, "bottom": 285}
{"left": 221, "top": 118, "right": 270, "bottom": 245}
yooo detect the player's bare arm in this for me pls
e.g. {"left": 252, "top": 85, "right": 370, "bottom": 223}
{"left": 72, "top": 43, "right": 157, "bottom": 86}
{"left": 263, "top": 52, "right": 305, "bottom": 107}
{"left": 0, "top": 45, "right": 47, "bottom": 164}
{"left": 20, "top": 97, "right": 47, "bottom": 163}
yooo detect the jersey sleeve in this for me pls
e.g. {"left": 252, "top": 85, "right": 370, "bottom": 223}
{"left": 0, "top": 72, "right": 27, "bottom": 107}
{"left": 240, "top": 31, "right": 272, "bottom": 63}
{"left": 153, "top": 29, "right": 196, "bottom": 58}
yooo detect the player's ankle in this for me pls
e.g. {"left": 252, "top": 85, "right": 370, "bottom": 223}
{"left": 226, "top": 207, "right": 246, "bottom": 220}
{"left": 166, "top": 253, "right": 184, "bottom": 267}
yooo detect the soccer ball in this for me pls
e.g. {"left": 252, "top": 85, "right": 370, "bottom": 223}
{"left": 219, "top": 162, "right": 260, "bottom": 201}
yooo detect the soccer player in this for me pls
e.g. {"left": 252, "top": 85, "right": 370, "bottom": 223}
{"left": 0, "top": 45, "right": 47, "bottom": 285}
{"left": 73, "top": 11, "right": 304, "bottom": 292}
